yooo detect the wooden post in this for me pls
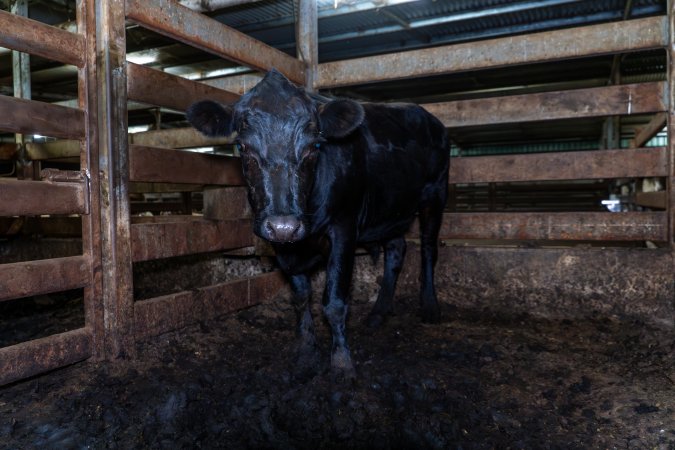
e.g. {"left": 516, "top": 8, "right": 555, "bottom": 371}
{"left": 296, "top": 0, "right": 318, "bottom": 91}
{"left": 89, "top": 0, "right": 135, "bottom": 358}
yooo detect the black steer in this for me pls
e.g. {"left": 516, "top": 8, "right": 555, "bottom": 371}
{"left": 187, "top": 69, "right": 449, "bottom": 379}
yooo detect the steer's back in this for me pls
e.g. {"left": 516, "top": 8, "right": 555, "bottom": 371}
{"left": 356, "top": 103, "right": 449, "bottom": 243}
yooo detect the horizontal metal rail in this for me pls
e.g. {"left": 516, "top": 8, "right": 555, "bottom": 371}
{"left": 130, "top": 218, "right": 254, "bottom": 261}
{"left": 449, "top": 147, "right": 668, "bottom": 184}
{"left": 0, "top": 96, "right": 85, "bottom": 140}
{"left": 425, "top": 82, "right": 667, "bottom": 128}
{"left": 0, "top": 256, "right": 91, "bottom": 302}
{"left": 129, "top": 145, "right": 244, "bottom": 185}
{"left": 0, "top": 9, "right": 85, "bottom": 67}
{"left": 440, "top": 212, "right": 668, "bottom": 241}
{"left": 134, "top": 271, "right": 287, "bottom": 338}
{"left": 317, "top": 16, "right": 667, "bottom": 87}
{"left": 0, "top": 328, "right": 92, "bottom": 386}
{"left": 0, "top": 178, "right": 88, "bottom": 216}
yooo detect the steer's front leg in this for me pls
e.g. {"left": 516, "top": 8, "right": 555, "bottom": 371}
{"left": 322, "top": 225, "right": 357, "bottom": 382}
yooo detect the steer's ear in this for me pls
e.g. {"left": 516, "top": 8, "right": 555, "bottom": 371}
{"left": 318, "top": 99, "right": 364, "bottom": 139}
{"left": 186, "top": 100, "right": 235, "bottom": 137}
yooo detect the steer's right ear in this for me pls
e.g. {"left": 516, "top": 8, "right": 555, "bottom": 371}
{"left": 186, "top": 100, "right": 235, "bottom": 137}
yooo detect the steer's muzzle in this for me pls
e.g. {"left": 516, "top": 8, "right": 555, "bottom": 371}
{"left": 260, "top": 215, "right": 306, "bottom": 243}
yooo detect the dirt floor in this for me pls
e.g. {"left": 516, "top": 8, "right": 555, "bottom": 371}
{"left": 1, "top": 289, "right": 674, "bottom": 449}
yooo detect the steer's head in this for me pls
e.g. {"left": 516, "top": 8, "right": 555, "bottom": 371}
{"left": 187, "top": 69, "right": 364, "bottom": 243}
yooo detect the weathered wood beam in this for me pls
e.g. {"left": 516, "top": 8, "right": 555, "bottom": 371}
{"left": 635, "top": 191, "right": 667, "bottom": 209}
{"left": 449, "top": 147, "right": 668, "bottom": 184}
{"left": 0, "top": 328, "right": 91, "bottom": 386}
{"left": 130, "top": 217, "right": 253, "bottom": 261}
{"left": 204, "top": 73, "right": 263, "bottom": 95}
{"left": 129, "top": 127, "right": 232, "bottom": 149}
{"left": 125, "top": 0, "right": 305, "bottom": 84}
{"left": 0, "top": 256, "right": 91, "bottom": 302}
{"left": 0, "top": 178, "right": 87, "bottom": 215}
{"left": 25, "top": 140, "right": 80, "bottom": 160}
{"left": 426, "top": 82, "right": 667, "bottom": 128}
{"left": 134, "top": 271, "right": 287, "bottom": 339}
{"left": 630, "top": 112, "right": 668, "bottom": 148}
{"left": 130, "top": 145, "right": 244, "bottom": 185}
{"left": 0, "top": 9, "right": 84, "bottom": 67}
{"left": 317, "top": 16, "right": 667, "bottom": 88}
{"left": 440, "top": 211, "right": 668, "bottom": 241}
{"left": 0, "top": 96, "right": 85, "bottom": 140}
{"left": 127, "top": 63, "right": 240, "bottom": 112}
{"left": 203, "top": 186, "right": 250, "bottom": 220}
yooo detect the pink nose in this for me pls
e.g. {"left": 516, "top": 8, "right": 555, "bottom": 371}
{"left": 261, "top": 215, "right": 306, "bottom": 243}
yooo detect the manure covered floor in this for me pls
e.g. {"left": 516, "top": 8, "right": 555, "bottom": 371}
{"left": 0, "top": 294, "right": 674, "bottom": 449}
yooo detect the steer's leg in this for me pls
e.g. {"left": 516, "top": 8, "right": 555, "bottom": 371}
{"left": 417, "top": 180, "right": 447, "bottom": 323}
{"left": 289, "top": 273, "right": 321, "bottom": 376}
{"left": 366, "top": 237, "right": 406, "bottom": 328}
{"left": 323, "top": 225, "right": 357, "bottom": 381}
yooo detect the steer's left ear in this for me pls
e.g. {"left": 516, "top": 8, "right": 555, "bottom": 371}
{"left": 186, "top": 100, "right": 235, "bottom": 137}
{"left": 318, "top": 99, "right": 364, "bottom": 139}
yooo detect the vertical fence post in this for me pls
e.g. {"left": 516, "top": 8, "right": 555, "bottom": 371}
{"left": 77, "top": 0, "right": 105, "bottom": 359}
{"left": 296, "top": 0, "right": 318, "bottom": 91}
{"left": 91, "top": 0, "right": 136, "bottom": 358}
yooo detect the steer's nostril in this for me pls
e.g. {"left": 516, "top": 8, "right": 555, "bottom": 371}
{"left": 262, "top": 215, "right": 305, "bottom": 243}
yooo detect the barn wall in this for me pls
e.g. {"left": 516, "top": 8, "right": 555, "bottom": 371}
{"left": 1, "top": 0, "right": 674, "bottom": 386}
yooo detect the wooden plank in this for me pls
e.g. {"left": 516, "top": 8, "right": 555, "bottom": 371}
{"left": 130, "top": 218, "right": 254, "bottom": 262}
{"left": 0, "top": 328, "right": 91, "bottom": 386}
{"left": 635, "top": 191, "right": 667, "bottom": 209}
{"left": 129, "top": 127, "right": 232, "bottom": 149}
{"left": 0, "top": 178, "right": 87, "bottom": 216}
{"left": 204, "top": 73, "right": 264, "bottom": 95}
{"left": 203, "top": 186, "right": 251, "bottom": 220}
{"left": 0, "top": 96, "right": 85, "bottom": 140}
{"left": 125, "top": 0, "right": 305, "bottom": 85}
{"left": 130, "top": 145, "right": 244, "bottom": 185}
{"left": 630, "top": 112, "right": 668, "bottom": 148}
{"left": 425, "top": 83, "right": 667, "bottom": 128}
{"left": 127, "top": 63, "right": 240, "bottom": 112}
{"left": 440, "top": 212, "right": 668, "bottom": 241}
{"left": 0, "top": 256, "right": 91, "bottom": 302}
{"left": 0, "top": 9, "right": 85, "bottom": 67}
{"left": 25, "top": 140, "right": 80, "bottom": 160}
{"left": 134, "top": 271, "right": 286, "bottom": 339}
{"left": 449, "top": 147, "right": 668, "bottom": 184}
{"left": 317, "top": 16, "right": 667, "bottom": 88}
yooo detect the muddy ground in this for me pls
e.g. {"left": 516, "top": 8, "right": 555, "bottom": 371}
{"left": 1, "top": 287, "right": 674, "bottom": 449}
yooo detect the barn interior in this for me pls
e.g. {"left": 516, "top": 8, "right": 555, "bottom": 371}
{"left": 0, "top": 0, "right": 674, "bottom": 448}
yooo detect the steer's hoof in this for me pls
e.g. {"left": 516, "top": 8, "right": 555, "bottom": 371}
{"left": 331, "top": 348, "right": 356, "bottom": 384}
{"left": 293, "top": 341, "right": 322, "bottom": 380}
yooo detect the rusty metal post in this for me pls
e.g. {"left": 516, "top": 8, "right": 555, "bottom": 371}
{"left": 296, "top": 0, "right": 318, "bottom": 91}
{"left": 76, "top": 0, "right": 105, "bottom": 359}
{"left": 90, "top": 0, "right": 135, "bottom": 358}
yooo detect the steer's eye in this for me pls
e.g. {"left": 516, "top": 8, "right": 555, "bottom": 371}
{"left": 235, "top": 142, "right": 246, "bottom": 154}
